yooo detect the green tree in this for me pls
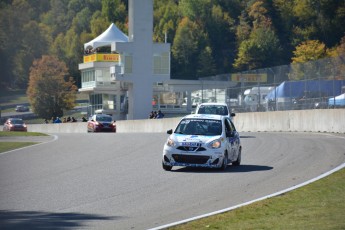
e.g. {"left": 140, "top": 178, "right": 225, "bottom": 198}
{"left": 197, "top": 46, "right": 217, "bottom": 77}
{"left": 44, "top": 0, "right": 71, "bottom": 37}
{"left": 88, "top": 11, "right": 110, "bottom": 37}
{"left": 2, "top": 0, "right": 345, "bottom": 90}
{"left": 236, "top": 11, "right": 251, "bottom": 44}
{"left": 334, "top": 36, "right": 345, "bottom": 56}
{"left": 206, "top": 4, "right": 236, "bottom": 73}
{"left": 0, "top": 0, "right": 31, "bottom": 89}
{"left": 72, "top": 8, "right": 93, "bottom": 34}
{"left": 27, "top": 55, "right": 78, "bottom": 119}
{"left": 292, "top": 0, "right": 345, "bottom": 47}
{"left": 13, "top": 20, "right": 51, "bottom": 88}
{"left": 272, "top": 0, "right": 296, "bottom": 62}
{"left": 233, "top": 1, "right": 281, "bottom": 70}
{"left": 172, "top": 17, "right": 206, "bottom": 79}
{"left": 101, "top": 0, "right": 127, "bottom": 32}
{"left": 331, "top": 36, "right": 345, "bottom": 79}
{"left": 177, "top": 0, "right": 236, "bottom": 74}
{"left": 179, "top": 0, "right": 212, "bottom": 22}
{"left": 153, "top": 0, "right": 179, "bottom": 43}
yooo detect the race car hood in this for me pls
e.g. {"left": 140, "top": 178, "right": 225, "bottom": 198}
{"left": 171, "top": 133, "right": 221, "bottom": 144}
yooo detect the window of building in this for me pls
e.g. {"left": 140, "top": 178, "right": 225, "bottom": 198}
{"left": 153, "top": 52, "right": 170, "bottom": 75}
{"left": 89, "top": 94, "right": 103, "bottom": 115}
{"left": 124, "top": 54, "right": 132, "bottom": 74}
{"left": 81, "top": 70, "right": 96, "bottom": 88}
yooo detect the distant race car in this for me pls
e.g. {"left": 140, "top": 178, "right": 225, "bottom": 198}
{"left": 3, "top": 118, "right": 28, "bottom": 132}
{"left": 15, "top": 105, "right": 29, "bottom": 112}
{"left": 194, "top": 102, "right": 235, "bottom": 120}
{"left": 162, "top": 114, "right": 241, "bottom": 171}
{"left": 87, "top": 114, "right": 116, "bottom": 132}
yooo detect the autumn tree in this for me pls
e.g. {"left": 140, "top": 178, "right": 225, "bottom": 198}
{"left": 327, "top": 35, "right": 345, "bottom": 80}
{"left": 290, "top": 40, "right": 328, "bottom": 80}
{"left": 292, "top": 40, "right": 328, "bottom": 63}
{"left": 27, "top": 55, "right": 78, "bottom": 119}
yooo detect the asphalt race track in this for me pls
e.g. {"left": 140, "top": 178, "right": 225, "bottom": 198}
{"left": 0, "top": 132, "right": 344, "bottom": 229}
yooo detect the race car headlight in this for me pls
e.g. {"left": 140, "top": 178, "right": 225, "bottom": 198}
{"left": 166, "top": 138, "right": 175, "bottom": 147}
{"left": 208, "top": 139, "right": 221, "bottom": 149}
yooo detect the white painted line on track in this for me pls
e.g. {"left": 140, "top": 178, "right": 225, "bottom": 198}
{"left": 0, "top": 134, "right": 58, "bottom": 155}
{"left": 148, "top": 162, "right": 345, "bottom": 230}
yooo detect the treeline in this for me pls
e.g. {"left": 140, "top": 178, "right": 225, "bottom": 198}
{"left": 1, "top": 0, "right": 345, "bottom": 90}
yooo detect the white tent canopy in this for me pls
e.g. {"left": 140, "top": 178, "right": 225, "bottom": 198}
{"left": 84, "top": 23, "right": 128, "bottom": 50}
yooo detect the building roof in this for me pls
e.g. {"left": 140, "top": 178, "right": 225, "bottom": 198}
{"left": 84, "top": 23, "right": 128, "bottom": 50}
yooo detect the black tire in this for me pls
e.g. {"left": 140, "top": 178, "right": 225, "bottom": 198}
{"left": 220, "top": 153, "right": 228, "bottom": 170}
{"left": 162, "top": 161, "right": 172, "bottom": 171}
{"left": 233, "top": 148, "right": 241, "bottom": 166}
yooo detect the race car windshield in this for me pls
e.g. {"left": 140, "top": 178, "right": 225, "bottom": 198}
{"left": 11, "top": 119, "right": 24, "bottom": 124}
{"left": 175, "top": 119, "right": 222, "bottom": 136}
{"left": 96, "top": 116, "right": 112, "bottom": 122}
{"left": 199, "top": 105, "right": 228, "bottom": 116}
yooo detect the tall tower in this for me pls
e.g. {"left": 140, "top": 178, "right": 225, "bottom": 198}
{"left": 112, "top": 0, "right": 170, "bottom": 120}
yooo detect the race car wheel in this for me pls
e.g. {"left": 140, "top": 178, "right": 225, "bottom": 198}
{"left": 233, "top": 148, "right": 241, "bottom": 166}
{"left": 162, "top": 161, "right": 172, "bottom": 171}
{"left": 220, "top": 153, "right": 228, "bottom": 170}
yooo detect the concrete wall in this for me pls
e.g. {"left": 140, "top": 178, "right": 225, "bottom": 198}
{"left": 234, "top": 109, "right": 344, "bottom": 133}
{"left": 2, "top": 109, "right": 344, "bottom": 134}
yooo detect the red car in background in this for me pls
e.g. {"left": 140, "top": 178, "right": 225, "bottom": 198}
{"left": 87, "top": 114, "right": 116, "bottom": 132}
{"left": 3, "top": 118, "right": 28, "bottom": 132}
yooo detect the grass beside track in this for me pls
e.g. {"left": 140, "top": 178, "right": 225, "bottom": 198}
{"left": 0, "top": 142, "right": 38, "bottom": 153}
{"left": 0, "top": 131, "right": 48, "bottom": 137}
{"left": 168, "top": 168, "right": 345, "bottom": 230}
{"left": 0, "top": 131, "right": 49, "bottom": 153}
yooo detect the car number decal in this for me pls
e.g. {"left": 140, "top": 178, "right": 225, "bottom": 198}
{"left": 182, "top": 142, "right": 201, "bottom": 147}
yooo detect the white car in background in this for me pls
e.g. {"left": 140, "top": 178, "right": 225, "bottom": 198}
{"left": 194, "top": 102, "right": 235, "bottom": 120}
{"left": 162, "top": 114, "right": 242, "bottom": 171}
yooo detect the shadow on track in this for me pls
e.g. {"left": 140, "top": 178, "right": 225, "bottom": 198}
{"left": 0, "top": 210, "right": 119, "bottom": 230}
{"left": 239, "top": 135, "right": 256, "bottom": 138}
{"left": 172, "top": 164, "right": 273, "bottom": 173}
{"left": 230, "top": 164, "right": 273, "bottom": 172}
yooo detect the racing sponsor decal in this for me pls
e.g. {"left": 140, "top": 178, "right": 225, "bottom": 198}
{"left": 183, "top": 137, "right": 202, "bottom": 141}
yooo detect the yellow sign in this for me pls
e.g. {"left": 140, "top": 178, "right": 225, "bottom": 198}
{"left": 231, "top": 74, "right": 267, "bottom": 82}
{"left": 84, "top": 54, "right": 120, "bottom": 63}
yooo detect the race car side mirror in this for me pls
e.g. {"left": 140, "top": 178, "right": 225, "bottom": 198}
{"left": 167, "top": 129, "right": 173, "bottom": 134}
{"left": 226, "top": 131, "right": 235, "bottom": 137}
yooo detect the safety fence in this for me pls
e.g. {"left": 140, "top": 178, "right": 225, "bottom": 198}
{"left": 198, "top": 55, "right": 345, "bottom": 113}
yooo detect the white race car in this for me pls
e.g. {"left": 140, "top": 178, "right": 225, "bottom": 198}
{"left": 162, "top": 114, "right": 242, "bottom": 171}
{"left": 194, "top": 102, "right": 236, "bottom": 120}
